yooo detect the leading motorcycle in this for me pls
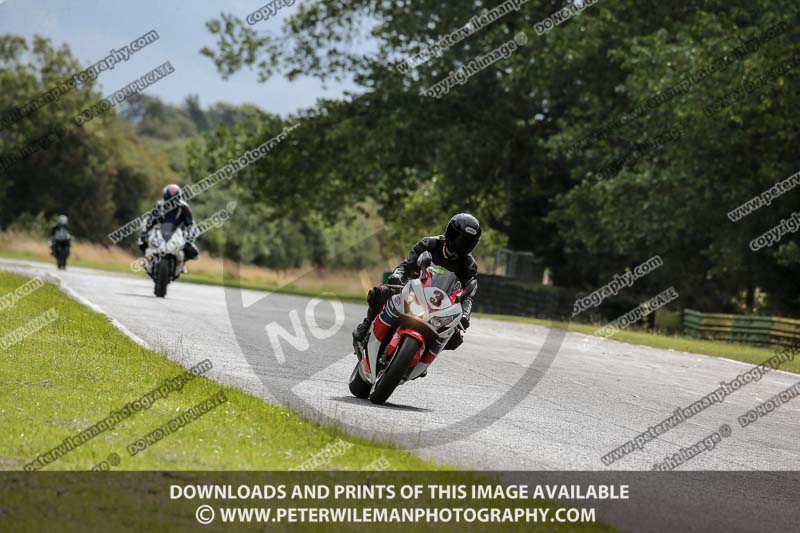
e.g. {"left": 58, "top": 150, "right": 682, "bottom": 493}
{"left": 350, "top": 251, "right": 477, "bottom": 405}
{"left": 141, "top": 222, "right": 186, "bottom": 297}
{"left": 50, "top": 227, "right": 71, "bottom": 270}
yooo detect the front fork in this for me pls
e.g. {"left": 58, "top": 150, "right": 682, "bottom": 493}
{"left": 383, "top": 329, "right": 428, "bottom": 381}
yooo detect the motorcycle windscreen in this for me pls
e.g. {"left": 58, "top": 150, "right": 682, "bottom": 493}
{"left": 429, "top": 269, "right": 460, "bottom": 294}
{"left": 160, "top": 222, "right": 175, "bottom": 242}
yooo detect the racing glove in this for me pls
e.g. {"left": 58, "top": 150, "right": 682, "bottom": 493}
{"left": 387, "top": 269, "right": 404, "bottom": 286}
{"left": 185, "top": 224, "right": 199, "bottom": 243}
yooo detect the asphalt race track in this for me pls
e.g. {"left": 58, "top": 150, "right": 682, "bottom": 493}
{"left": 6, "top": 258, "right": 800, "bottom": 531}
{"left": 4, "top": 258, "right": 798, "bottom": 473}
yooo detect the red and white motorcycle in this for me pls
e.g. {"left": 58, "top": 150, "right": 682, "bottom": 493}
{"left": 350, "top": 251, "right": 477, "bottom": 404}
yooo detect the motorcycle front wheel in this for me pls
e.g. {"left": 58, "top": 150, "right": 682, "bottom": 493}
{"left": 369, "top": 336, "right": 421, "bottom": 405}
{"left": 348, "top": 362, "right": 371, "bottom": 399}
{"left": 154, "top": 258, "right": 172, "bottom": 298}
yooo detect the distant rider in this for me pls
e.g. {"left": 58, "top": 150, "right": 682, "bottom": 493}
{"left": 49, "top": 215, "right": 72, "bottom": 256}
{"left": 138, "top": 184, "right": 199, "bottom": 270}
{"left": 352, "top": 213, "right": 481, "bottom": 353}
{"left": 50, "top": 215, "right": 72, "bottom": 250}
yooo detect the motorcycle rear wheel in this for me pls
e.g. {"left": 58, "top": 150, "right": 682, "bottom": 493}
{"left": 369, "top": 336, "right": 421, "bottom": 405}
{"left": 55, "top": 246, "right": 68, "bottom": 269}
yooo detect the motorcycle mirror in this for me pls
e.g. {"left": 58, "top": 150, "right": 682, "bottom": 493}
{"left": 418, "top": 251, "right": 433, "bottom": 282}
{"left": 417, "top": 251, "right": 432, "bottom": 269}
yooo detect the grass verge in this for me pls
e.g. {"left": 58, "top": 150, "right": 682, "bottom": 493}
{"left": 0, "top": 271, "right": 616, "bottom": 532}
{"left": 475, "top": 313, "right": 792, "bottom": 373}
{"left": 0, "top": 271, "right": 437, "bottom": 471}
{"left": 0, "top": 234, "right": 776, "bottom": 372}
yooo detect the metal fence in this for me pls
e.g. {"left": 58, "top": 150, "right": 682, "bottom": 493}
{"left": 684, "top": 309, "right": 800, "bottom": 347}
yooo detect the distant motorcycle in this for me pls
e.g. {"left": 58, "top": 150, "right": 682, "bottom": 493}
{"left": 142, "top": 222, "right": 186, "bottom": 297}
{"left": 350, "top": 251, "right": 477, "bottom": 405}
{"left": 50, "top": 227, "right": 71, "bottom": 270}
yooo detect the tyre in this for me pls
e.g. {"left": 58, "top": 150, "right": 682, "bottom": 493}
{"left": 154, "top": 258, "right": 171, "bottom": 298}
{"left": 348, "top": 362, "right": 371, "bottom": 399}
{"left": 55, "top": 246, "right": 67, "bottom": 269}
{"left": 369, "top": 336, "right": 421, "bottom": 405}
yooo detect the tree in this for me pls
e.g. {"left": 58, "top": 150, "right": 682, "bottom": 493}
{"left": 199, "top": 0, "right": 800, "bottom": 313}
{"left": 0, "top": 35, "right": 177, "bottom": 241}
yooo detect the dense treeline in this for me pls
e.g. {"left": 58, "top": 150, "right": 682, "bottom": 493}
{"left": 0, "top": 36, "right": 170, "bottom": 241}
{"left": 1, "top": 0, "right": 798, "bottom": 315}
{"left": 199, "top": 0, "right": 800, "bottom": 314}
{"left": 0, "top": 38, "right": 381, "bottom": 269}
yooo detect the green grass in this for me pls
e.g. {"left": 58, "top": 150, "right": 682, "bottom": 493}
{"left": 0, "top": 247, "right": 137, "bottom": 275}
{"left": 1, "top": 246, "right": 779, "bottom": 373}
{"left": 475, "top": 313, "right": 794, "bottom": 373}
{"left": 0, "top": 271, "right": 439, "bottom": 471}
{"left": 0, "top": 246, "right": 368, "bottom": 303}
{"left": 0, "top": 272, "right": 616, "bottom": 532}
{"left": 181, "top": 271, "right": 366, "bottom": 305}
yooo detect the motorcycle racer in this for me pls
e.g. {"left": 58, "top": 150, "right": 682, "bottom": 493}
{"left": 138, "top": 184, "right": 199, "bottom": 268}
{"left": 49, "top": 215, "right": 72, "bottom": 269}
{"left": 49, "top": 215, "right": 71, "bottom": 250}
{"left": 352, "top": 213, "right": 481, "bottom": 353}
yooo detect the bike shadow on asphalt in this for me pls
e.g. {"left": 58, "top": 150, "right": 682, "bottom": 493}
{"left": 117, "top": 292, "right": 160, "bottom": 299}
{"left": 329, "top": 396, "right": 433, "bottom": 413}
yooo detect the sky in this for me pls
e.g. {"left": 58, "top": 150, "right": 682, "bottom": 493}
{"left": 0, "top": 0, "right": 358, "bottom": 116}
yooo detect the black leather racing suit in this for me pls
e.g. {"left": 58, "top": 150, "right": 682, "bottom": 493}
{"left": 49, "top": 223, "right": 71, "bottom": 254}
{"left": 363, "top": 235, "right": 477, "bottom": 351}
{"left": 138, "top": 199, "right": 199, "bottom": 260}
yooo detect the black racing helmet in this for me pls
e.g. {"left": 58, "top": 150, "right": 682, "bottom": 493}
{"left": 444, "top": 213, "right": 482, "bottom": 256}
